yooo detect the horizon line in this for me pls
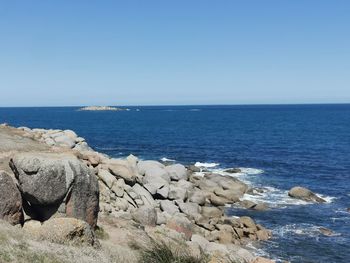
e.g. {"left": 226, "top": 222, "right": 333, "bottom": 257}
{"left": 1, "top": 102, "right": 350, "bottom": 108}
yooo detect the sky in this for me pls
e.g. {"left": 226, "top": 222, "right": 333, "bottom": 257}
{"left": 0, "top": 1, "right": 349, "bottom": 106}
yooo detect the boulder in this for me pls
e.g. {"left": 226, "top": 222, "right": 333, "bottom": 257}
{"left": 132, "top": 206, "right": 157, "bottom": 226}
{"left": 97, "top": 169, "right": 117, "bottom": 189}
{"left": 188, "top": 165, "right": 200, "bottom": 173}
{"left": 53, "top": 134, "right": 76, "bottom": 148}
{"left": 132, "top": 183, "right": 156, "bottom": 207}
{"left": 0, "top": 171, "right": 23, "bottom": 225}
{"left": 159, "top": 200, "right": 179, "bottom": 215}
{"left": 10, "top": 152, "right": 99, "bottom": 227}
{"left": 204, "top": 174, "right": 248, "bottom": 196}
{"left": 177, "top": 202, "right": 201, "bottom": 218}
{"left": 210, "top": 195, "right": 231, "bottom": 206}
{"left": 239, "top": 200, "right": 257, "bottom": 209}
{"left": 187, "top": 189, "right": 207, "bottom": 205}
{"left": 165, "top": 164, "right": 188, "bottom": 181}
{"left": 156, "top": 185, "right": 169, "bottom": 198}
{"left": 107, "top": 160, "right": 137, "bottom": 184}
{"left": 63, "top": 130, "right": 78, "bottom": 140}
{"left": 240, "top": 216, "right": 257, "bottom": 230}
{"left": 10, "top": 153, "right": 77, "bottom": 205}
{"left": 319, "top": 227, "right": 335, "bottom": 236}
{"left": 256, "top": 229, "right": 271, "bottom": 240}
{"left": 201, "top": 206, "right": 223, "bottom": 218}
{"left": 176, "top": 179, "right": 194, "bottom": 191}
{"left": 214, "top": 188, "right": 240, "bottom": 202}
{"left": 137, "top": 160, "right": 165, "bottom": 175}
{"left": 65, "top": 161, "right": 99, "bottom": 228}
{"left": 168, "top": 184, "right": 187, "bottom": 201}
{"left": 191, "top": 234, "right": 210, "bottom": 250}
{"left": 166, "top": 214, "right": 193, "bottom": 240}
{"left": 156, "top": 211, "right": 171, "bottom": 225}
{"left": 288, "top": 186, "right": 326, "bottom": 203}
{"left": 24, "top": 217, "right": 97, "bottom": 246}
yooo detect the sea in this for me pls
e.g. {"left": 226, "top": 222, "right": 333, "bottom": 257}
{"left": 0, "top": 104, "right": 349, "bottom": 263}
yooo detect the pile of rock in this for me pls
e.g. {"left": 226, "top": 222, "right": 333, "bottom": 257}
{"left": 0, "top": 125, "right": 274, "bottom": 262}
{"left": 17, "top": 127, "right": 92, "bottom": 152}
{"left": 89, "top": 155, "right": 272, "bottom": 248}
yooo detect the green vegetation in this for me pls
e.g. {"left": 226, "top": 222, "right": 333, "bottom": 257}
{"left": 95, "top": 226, "right": 109, "bottom": 240}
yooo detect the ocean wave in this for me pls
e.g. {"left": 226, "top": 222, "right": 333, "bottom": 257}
{"left": 194, "top": 162, "right": 220, "bottom": 168}
{"left": 274, "top": 223, "right": 341, "bottom": 238}
{"left": 160, "top": 157, "right": 176, "bottom": 162}
{"left": 189, "top": 109, "right": 201, "bottom": 111}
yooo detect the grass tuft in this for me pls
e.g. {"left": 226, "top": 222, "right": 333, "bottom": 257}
{"left": 137, "top": 240, "right": 209, "bottom": 263}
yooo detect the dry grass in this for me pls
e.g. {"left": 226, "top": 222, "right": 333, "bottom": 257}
{"left": 134, "top": 239, "right": 209, "bottom": 263}
{"left": 0, "top": 220, "right": 137, "bottom": 263}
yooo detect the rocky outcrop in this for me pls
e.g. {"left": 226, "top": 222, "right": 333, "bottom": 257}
{"left": 1, "top": 124, "right": 275, "bottom": 263}
{"left": 10, "top": 152, "right": 99, "bottom": 227}
{"left": 0, "top": 171, "right": 23, "bottom": 225}
{"left": 288, "top": 186, "right": 326, "bottom": 203}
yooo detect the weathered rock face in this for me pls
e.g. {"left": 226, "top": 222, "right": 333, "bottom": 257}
{"left": 10, "top": 153, "right": 76, "bottom": 205}
{"left": 10, "top": 152, "right": 99, "bottom": 227}
{"left": 165, "top": 164, "right": 188, "bottom": 181}
{"left": 132, "top": 206, "right": 157, "bottom": 226}
{"left": 66, "top": 163, "right": 99, "bottom": 228}
{"left": 0, "top": 171, "right": 23, "bottom": 225}
{"left": 288, "top": 186, "right": 326, "bottom": 203}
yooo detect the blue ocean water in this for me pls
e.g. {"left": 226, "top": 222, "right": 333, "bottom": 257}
{"left": 0, "top": 104, "right": 349, "bottom": 262}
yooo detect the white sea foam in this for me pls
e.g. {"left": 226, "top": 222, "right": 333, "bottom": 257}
{"left": 160, "top": 157, "right": 176, "bottom": 162}
{"left": 192, "top": 163, "right": 335, "bottom": 207}
{"left": 274, "top": 223, "right": 341, "bottom": 238}
{"left": 239, "top": 167, "right": 265, "bottom": 175}
{"left": 194, "top": 162, "right": 220, "bottom": 168}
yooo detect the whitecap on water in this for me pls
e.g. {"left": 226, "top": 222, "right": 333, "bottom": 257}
{"left": 194, "top": 162, "right": 220, "bottom": 168}
{"left": 160, "top": 157, "right": 176, "bottom": 162}
{"left": 274, "top": 223, "right": 341, "bottom": 238}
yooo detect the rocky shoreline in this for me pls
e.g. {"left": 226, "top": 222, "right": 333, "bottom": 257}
{"left": 0, "top": 123, "right": 327, "bottom": 263}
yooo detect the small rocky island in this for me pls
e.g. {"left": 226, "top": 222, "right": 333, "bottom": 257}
{"left": 1, "top": 123, "right": 328, "bottom": 262}
{"left": 79, "top": 106, "right": 128, "bottom": 111}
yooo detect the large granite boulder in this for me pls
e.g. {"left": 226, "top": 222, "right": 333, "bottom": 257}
{"left": 165, "top": 164, "right": 188, "bottom": 181}
{"left": 288, "top": 186, "right": 326, "bottom": 203}
{"left": 10, "top": 153, "right": 77, "bottom": 205}
{"left": 10, "top": 152, "right": 99, "bottom": 227}
{"left": 166, "top": 214, "right": 193, "bottom": 240}
{"left": 107, "top": 159, "right": 138, "bottom": 184}
{"left": 0, "top": 171, "right": 23, "bottom": 225}
{"left": 65, "top": 162, "right": 99, "bottom": 228}
{"left": 132, "top": 206, "right": 157, "bottom": 226}
{"left": 139, "top": 161, "right": 170, "bottom": 193}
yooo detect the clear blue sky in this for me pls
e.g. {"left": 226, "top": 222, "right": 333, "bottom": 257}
{"left": 0, "top": 1, "right": 349, "bottom": 106}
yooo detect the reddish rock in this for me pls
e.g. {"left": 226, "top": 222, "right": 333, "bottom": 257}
{"left": 0, "top": 170, "right": 23, "bottom": 225}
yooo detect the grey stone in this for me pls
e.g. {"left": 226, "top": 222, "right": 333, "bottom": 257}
{"left": 165, "top": 164, "right": 188, "bottom": 181}
{"left": 159, "top": 200, "right": 179, "bottom": 215}
{"left": 288, "top": 186, "right": 326, "bottom": 203}
{"left": 132, "top": 206, "right": 157, "bottom": 226}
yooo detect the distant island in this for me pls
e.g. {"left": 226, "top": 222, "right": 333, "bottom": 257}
{"left": 78, "top": 106, "right": 128, "bottom": 111}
